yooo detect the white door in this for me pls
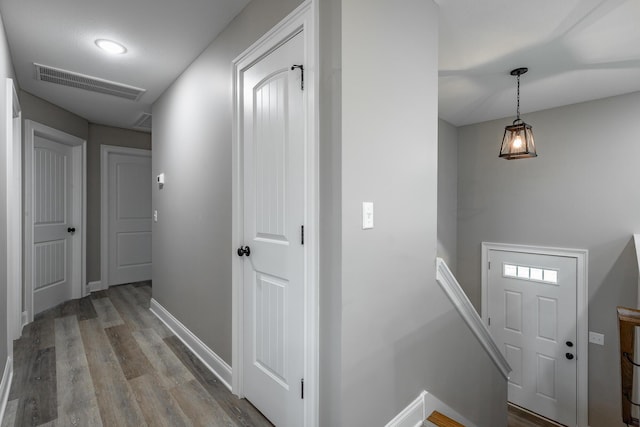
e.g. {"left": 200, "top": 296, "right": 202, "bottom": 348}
{"left": 32, "top": 136, "right": 75, "bottom": 313}
{"left": 107, "top": 152, "right": 152, "bottom": 286}
{"left": 240, "top": 31, "right": 305, "bottom": 427}
{"left": 487, "top": 250, "right": 577, "bottom": 426}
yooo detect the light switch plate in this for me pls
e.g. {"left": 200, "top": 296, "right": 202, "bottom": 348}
{"left": 589, "top": 331, "right": 604, "bottom": 346}
{"left": 153, "top": 210, "right": 158, "bottom": 222}
{"left": 362, "top": 202, "right": 374, "bottom": 229}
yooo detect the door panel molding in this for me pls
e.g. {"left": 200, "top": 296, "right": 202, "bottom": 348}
{"left": 232, "top": 1, "right": 317, "bottom": 426}
{"left": 24, "top": 120, "right": 86, "bottom": 323}
{"left": 100, "top": 145, "right": 151, "bottom": 289}
{"left": 481, "top": 242, "right": 588, "bottom": 427}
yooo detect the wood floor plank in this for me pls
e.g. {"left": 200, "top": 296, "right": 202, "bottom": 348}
{"left": 10, "top": 319, "right": 55, "bottom": 401}
{"left": 90, "top": 290, "right": 109, "bottom": 300}
{"left": 109, "top": 286, "right": 170, "bottom": 338}
{"left": 170, "top": 379, "right": 237, "bottom": 427}
{"left": 128, "top": 373, "right": 191, "bottom": 427}
{"left": 79, "top": 319, "right": 147, "bottom": 427}
{"left": 104, "top": 324, "right": 153, "bottom": 380}
{"left": 1, "top": 399, "right": 18, "bottom": 427}
{"left": 15, "top": 347, "right": 57, "bottom": 427}
{"left": 131, "top": 328, "right": 194, "bottom": 389}
{"left": 91, "top": 297, "right": 125, "bottom": 329}
{"left": 54, "top": 316, "right": 102, "bottom": 427}
{"left": 77, "top": 296, "right": 98, "bottom": 321}
{"left": 19, "top": 318, "right": 55, "bottom": 350}
{"left": 120, "top": 284, "right": 150, "bottom": 309}
{"left": 164, "top": 336, "right": 272, "bottom": 427}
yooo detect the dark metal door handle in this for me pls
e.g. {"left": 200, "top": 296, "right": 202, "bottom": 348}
{"left": 67, "top": 227, "right": 76, "bottom": 233}
{"left": 237, "top": 246, "right": 250, "bottom": 257}
{"left": 566, "top": 353, "right": 574, "bottom": 360}
{"left": 566, "top": 341, "right": 573, "bottom": 347}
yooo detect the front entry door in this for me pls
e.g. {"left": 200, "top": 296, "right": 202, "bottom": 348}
{"left": 487, "top": 250, "right": 577, "bottom": 426}
{"left": 240, "top": 30, "right": 305, "bottom": 426}
{"left": 32, "top": 135, "right": 75, "bottom": 313}
{"left": 107, "top": 151, "right": 152, "bottom": 286}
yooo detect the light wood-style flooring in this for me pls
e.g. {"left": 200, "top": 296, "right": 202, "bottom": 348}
{"left": 1, "top": 282, "right": 273, "bottom": 427}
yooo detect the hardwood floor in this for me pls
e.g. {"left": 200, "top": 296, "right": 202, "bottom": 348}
{"left": 507, "top": 404, "right": 565, "bottom": 427}
{"left": 2, "top": 282, "right": 273, "bottom": 427}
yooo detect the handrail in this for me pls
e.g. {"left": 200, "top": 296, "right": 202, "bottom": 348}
{"left": 617, "top": 306, "right": 640, "bottom": 426}
{"left": 435, "top": 257, "right": 511, "bottom": 380}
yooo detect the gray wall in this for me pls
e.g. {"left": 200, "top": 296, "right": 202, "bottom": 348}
{"left": 87, "top": 124, "right": 151, "bottom": 283}
{"left": 19, "top": 91, "right": 88, "bottom": 141}
{"left": 457, "top": 91, "right": 640, "bottom": 427}
{"left": 19, "top": 92, "right": 151, "bottom": 285}
{"left": 0, "top": 11, "right": 15, "bottom": 367}
{"left": 318, "top": 0, "right": 342, "bottom": 424}
{"left": 152, "top": 0, "right": 302, "bottom": 366}
{"left": 340, "top": 1, "right": 505, "bottom": 425}
{"left": 438, "top": 119, "right": 458, "bottom": 273}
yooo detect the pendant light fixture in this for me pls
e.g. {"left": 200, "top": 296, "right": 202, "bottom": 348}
{"left": 499, "top": 67, "right": 537, "bottom": 159}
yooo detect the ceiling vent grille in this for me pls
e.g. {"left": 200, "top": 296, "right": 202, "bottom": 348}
{"left": 134, "top": 113, "right": 152, "bottom": 130}
{"left": 34, "top": 63, "right": 146, "bottom": 101}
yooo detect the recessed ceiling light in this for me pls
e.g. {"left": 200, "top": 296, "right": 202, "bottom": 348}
{"left": 95, "top": 39, "right": 127, "bottom": 55}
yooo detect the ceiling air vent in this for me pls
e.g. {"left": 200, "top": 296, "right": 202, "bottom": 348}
{"left": 134, "top": 113, "right": 152, "bottom": 130}
{"left": 34, "top": 63, "right": 146, "bottom": 101}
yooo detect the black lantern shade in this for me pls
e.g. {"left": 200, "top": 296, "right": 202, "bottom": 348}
{"left": 499, "top": 119, "right": 537, "bottom": 159}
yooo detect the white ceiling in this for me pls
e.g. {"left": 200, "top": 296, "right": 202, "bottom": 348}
{"left": 438, "top": 0, "right": 640, "bottom": 126}
{"left": 0, "top": 0, "right": 250, "bottom": 131}
{"left": 1, "top": 0, "right": 639, "bottom": 130}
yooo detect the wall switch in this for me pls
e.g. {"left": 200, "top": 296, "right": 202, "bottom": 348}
{"left": 362, "top": 202, "right": 374, "bottom": 229}
{"left": 153, "top": 210, "right": 158, "bottom": 222}
{"left": 157, "top": 173, "right": 165, "bottom": 186}
{"left": 589, "top": 331, "right": 604, "bottom": 346}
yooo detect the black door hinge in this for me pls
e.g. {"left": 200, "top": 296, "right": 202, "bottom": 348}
{"left": 301, "top": 378, "right": 304, "bottom": 399}
{"left": 301, "top": 225, "right": 304, "bottom": 245}
{"left": 291, "top": 64, "right": 304, "bottom": 90}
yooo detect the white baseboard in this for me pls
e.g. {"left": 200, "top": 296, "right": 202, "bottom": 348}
{"left": 149, "top": 298, "right": 232, "bottom": 390}
{"left": 0, "top": 357, "right": 13, "bottom": 423}
{"left": 87, "top": 281, "right": 104, "bottom": 293}
{"left": 385, "top": 391, "right": 428, "bottom": 427}
{"left": 386, "top": 390, "right": 475, "bottom": 427}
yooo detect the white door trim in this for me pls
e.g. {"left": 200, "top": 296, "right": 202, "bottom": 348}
{"left": 231, "top": 1, "right": 318, "bottom": 426}
{"left": 100, "top": 144, "right": 152, "bottom": 290}
{"left": 24, "top": 120, "right": 86, "bottom": 323}
{"left": 6, "top": 79, "right": 21, "bottom": 351}
{"left": 481, "top": 242, "right": 588, "bottom": 427}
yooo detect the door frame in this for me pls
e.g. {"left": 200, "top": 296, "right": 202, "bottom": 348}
{"left": 481, "top": 242, "right": 588, "bottom": 427}
{"left": 24, "top": 120, "right": 86, "bottom": 322}
{"left": 100, "top": 144, "right": 152, "bottom": 290}
{"left": 231, "top": 1, "right": 318, "bottom": 426}
{"left": 6, "top": 79, "right": 21, "bottom": 351}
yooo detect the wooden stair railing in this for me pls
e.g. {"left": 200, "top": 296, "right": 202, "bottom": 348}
{"left": 618, "top": 306, "right": 640, "bottom": 426}
{"left": 426, "top": 410, "right": 465, "bottom": 427}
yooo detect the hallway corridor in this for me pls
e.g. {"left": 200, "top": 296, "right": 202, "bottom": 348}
{"left": 1, "top": 283, "right": 272, "bottom": 427}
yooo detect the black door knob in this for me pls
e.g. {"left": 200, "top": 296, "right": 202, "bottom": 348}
{"left": 237, "top": 246, "right": 251, "bottom": 257}
{"left": 67, "top": 227, "right": 76, "bottom": 233}
{"left": 566, "top": 341, "right": 574, "bottom": 347}
{"left": 566, "top": 353, "right": 574, "bottom": 360}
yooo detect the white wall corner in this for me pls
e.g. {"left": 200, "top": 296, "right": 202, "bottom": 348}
{"left": 0, "top": 357, "right": 13, "bottom": 423}
{"left": 86, "top": 281, "right": 104, "bottom": 293}
{"left": 149, "top": 298, "right": 232, "bottom": 390}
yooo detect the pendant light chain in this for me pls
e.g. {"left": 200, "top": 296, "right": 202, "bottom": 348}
{"left": 516, "top": 73, "right": 521, "bottom": 121}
